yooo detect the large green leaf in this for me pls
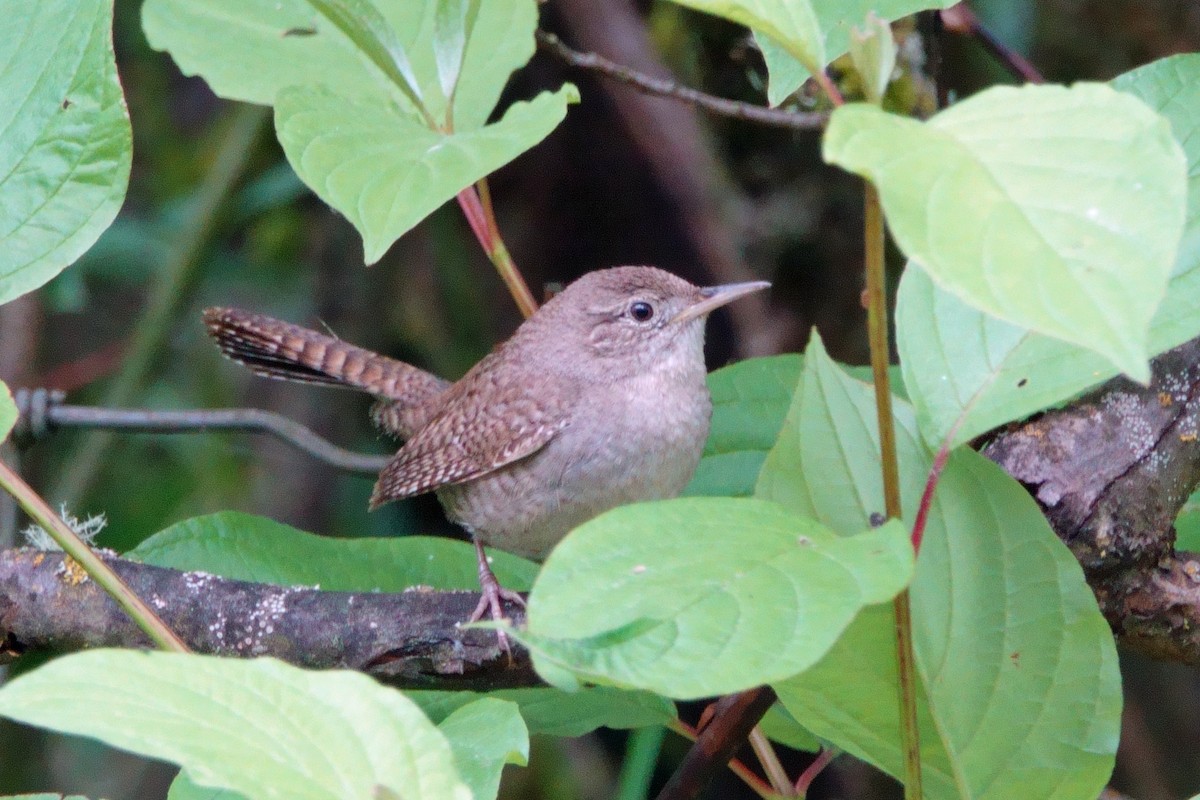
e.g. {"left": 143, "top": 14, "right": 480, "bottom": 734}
{"left": 144, "top": 0, "right": 573, "bottom": 261}
{"left": 756, "top": 0, "right": 954, "bottom": 106}
{"left": 0, "top": 0, "right": 131, "bottom": 305}
{"left": 826, "top": 83, "right": 1187, "bottom": 380}
{"left": 513, "top": 497, "right": 912, "bottom": 698}
{"left": 898, "top": 54, "right": 1200, "bottom": 447}
{"left": 0, "top": 651, "right": 479, "bottom": 800}
{"left": 684, "top": 354, "right": 801, "bottom": 497}
{"left": 408, "top": 686, "right": 675, "bottom": 737}
{"left": 667, "top": 0, "right": 825, "bottom": 79}
{"left": 762, "top": 337, "right": 1120, "bottom": 799}
{"left": 164, "top": 697, "right": 527, "bottom": 800}
{"left": 437, "top": 699, "right": 528, "bottom": 800}
{"left": 274, "top": 83, "right": 576, "bottom": 262}
{"left": 168, "top": 771, "right": 245, "bottom": 800}
{"left": 127, "top": 511, "right": 538, "bottom": 591}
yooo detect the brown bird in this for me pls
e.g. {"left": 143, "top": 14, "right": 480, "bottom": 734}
{"left": 204, "top": 266, "right": 769, "bottom": 634}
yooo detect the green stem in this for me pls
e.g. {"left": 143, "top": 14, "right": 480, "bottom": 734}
{"left": 863, "top": 181, "right": 923, "bottom": 798}
{"left": 0, "top": 458, "right": 188, "bottom": 652}
{"left": 48, "top": 103, "right": 270, "bottom": 507}
{"left": 615, "top": 726, "right": 666, "bottom": 800}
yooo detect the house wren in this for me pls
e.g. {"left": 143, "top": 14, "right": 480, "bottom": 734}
{"left": 204, "top": 266, "right": 769, "bottom": 630}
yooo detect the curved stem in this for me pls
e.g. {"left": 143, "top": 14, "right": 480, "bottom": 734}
{"left": 794, "top": 747, "right": 839, "bottom": 797}
{"left": 863, "top": 181, "right": 923, "bottom": 798}
{"left": 455, "top": 182, "right": 538, "bottom": 319}
{"left": 0, "top": 459, "right": 188, "bottom": 652}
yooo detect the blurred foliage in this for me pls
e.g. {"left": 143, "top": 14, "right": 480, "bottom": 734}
{"left": 4, "top": 0, "right": 1200, "bottom": 798}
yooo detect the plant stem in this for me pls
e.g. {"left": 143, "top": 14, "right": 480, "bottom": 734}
{"left": 794, "top": 747, "right": 839, "bottom": 797}
{"left": 863, "top": 181, "right": 923, "bottom": 798}
{"left": 48, "top": 103, "right": 269, "bottom": 507}
{"left": 0, "top": 459, "right": 188, "bottom": 652}
{"left": 454, "top": 182, "right": 538, "bottom": 319}
{"left": 615, "top": 726, "right": 667, "bottom": 800}
{"left": 749, "top": 726, "right": 796, "bottom": 796}
{"left": 665, "top": 719, "right": 783, "bottom": 800}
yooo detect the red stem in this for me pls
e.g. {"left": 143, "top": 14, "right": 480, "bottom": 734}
{"left": 911, "top": 443, "right": 951, "bottom": 553}
{"left": 794, "top": 748, "right": 839, "bottom": 797}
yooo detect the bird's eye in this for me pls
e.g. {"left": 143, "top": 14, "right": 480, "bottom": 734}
{"left": 629, "top": 301, "right": 655, "bottom": 322}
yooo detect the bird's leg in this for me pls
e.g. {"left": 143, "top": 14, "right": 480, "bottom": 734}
{"left": 469, "top": 538, "right": 527, "bottom": 654}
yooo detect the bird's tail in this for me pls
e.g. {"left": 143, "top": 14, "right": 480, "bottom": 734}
{"left": 203, "top": 307, "right": 449, "bottom": 435}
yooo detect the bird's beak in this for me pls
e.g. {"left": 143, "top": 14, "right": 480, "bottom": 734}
{"left": 674, "top": 280, "right": 771, "bottom": 325}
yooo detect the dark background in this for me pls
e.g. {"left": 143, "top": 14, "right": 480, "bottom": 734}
{"left": 2, "top": 1, "right": 1200, "bottom": 797}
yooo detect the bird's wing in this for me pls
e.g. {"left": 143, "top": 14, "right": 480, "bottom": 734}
{"left": 369, "top": 357, "right": 574, "bottom": 507}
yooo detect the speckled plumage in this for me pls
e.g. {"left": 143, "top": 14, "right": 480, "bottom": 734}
{"left": 205, "top": 266, "right": 768, "bottom": 560}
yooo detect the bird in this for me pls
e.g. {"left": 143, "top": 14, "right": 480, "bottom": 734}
{"left": 203, "top": 266, "right": 769, "bottom": 640}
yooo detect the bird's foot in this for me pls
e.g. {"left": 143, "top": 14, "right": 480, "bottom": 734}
{"left": 470, "top": 539, "right": 527, "bottom": 659}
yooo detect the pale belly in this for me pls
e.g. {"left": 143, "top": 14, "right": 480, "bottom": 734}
{"left": 437, "top": 378, "right": 712, "bottom": 560}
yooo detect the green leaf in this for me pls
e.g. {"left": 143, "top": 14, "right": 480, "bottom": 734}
{"left": 170, "top": 700, "right": 530, "bottom": 800}
{"left": 168, "top": 771, "right": 246, "bottom": 800}
{"left": 514, "top": 497, "right": 913, "bottom": 698}
{"left": 0, "top": 651, "right": 474, "bottom": 800}
{"left": 684, "top": 354, "right": 802, "bottom": 497}
{"left": 127, "top": 511, "right": 538, "bottom": 591}
{"left": 756, "top": 333, "right": 928, "bottom": 534}
{"left": 826, "top": 83, "right": 1187, "bottom": 379}
{"left": 899, "top": 53, "right": 1200, "bottom": 447}
{"left": 847, "top": 13, "right": 896, "bottom": 104}
{"left": 304, "top": 0, "right": 428, "bottom": 116}
{"left": 762, "top": 337, "right": 1120, "bottom": 799}
{"left": 1174, "top": 489, "right": 1200, "bottom": 552}
{"left": 144, "top": 0, "right": 570, "bottom": 260}
{"left": 756, "top": 1, "right": 953, "bottom": 106}
{"left": 274, "top": 83, "right": 577, "bottom": 262}
{"left": 669, "top": 0, "right": 825, "bottom": 80}
{"left": 142, "top": 0, "right": 427, "bottom": 107}
{"left": 408, "top": 686, "right": 676, "bottom": 737}
{"left": 0, "top": 383, "right": 15, "bottom": 443}
{"left": 438, "top": 699, "right": 528, "bottom": 800}
{"left": 758, "top": 703, "right": 821, "bottom": 753}
{"left": 434, "top": 0, "right": 480, "bottom": 102}
{"left": 0, "top": 0, "right": 131, "bottom": 305}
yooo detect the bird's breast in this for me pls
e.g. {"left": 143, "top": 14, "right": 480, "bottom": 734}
{"left": 438, "top": 368, "right": 712, "bottom": 560}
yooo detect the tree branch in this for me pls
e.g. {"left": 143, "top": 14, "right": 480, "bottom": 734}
{"left": 0, "top": 549, "right": 536, "bottom": 690}
{"left": 985, "top": 337, "right": 1200, "bottom": 664}
{"left": 535, "top": 30, "right": 827, "bottom": 131}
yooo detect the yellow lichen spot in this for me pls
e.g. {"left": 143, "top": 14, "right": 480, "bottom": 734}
{"left": 1182, "top": 432, "right": 1198, "bottom": 443}
{"left": 32, "top": 552, "right": 45, "bottom": 567}
{"left": 1159, "top": 392, "right": 1173, "bottom": 407}
{"left": 61, "top": 556, "right": 89, "bottom": 586}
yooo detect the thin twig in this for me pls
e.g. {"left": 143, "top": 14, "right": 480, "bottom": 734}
{"left": 940, "top": 4, "right": 1045, "bottom": 84}
{"left": 536, "top": 30, "right": 826, "bottom": 131}
{"left": 13, "top": 391, "right": 389, "bottom": 476}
